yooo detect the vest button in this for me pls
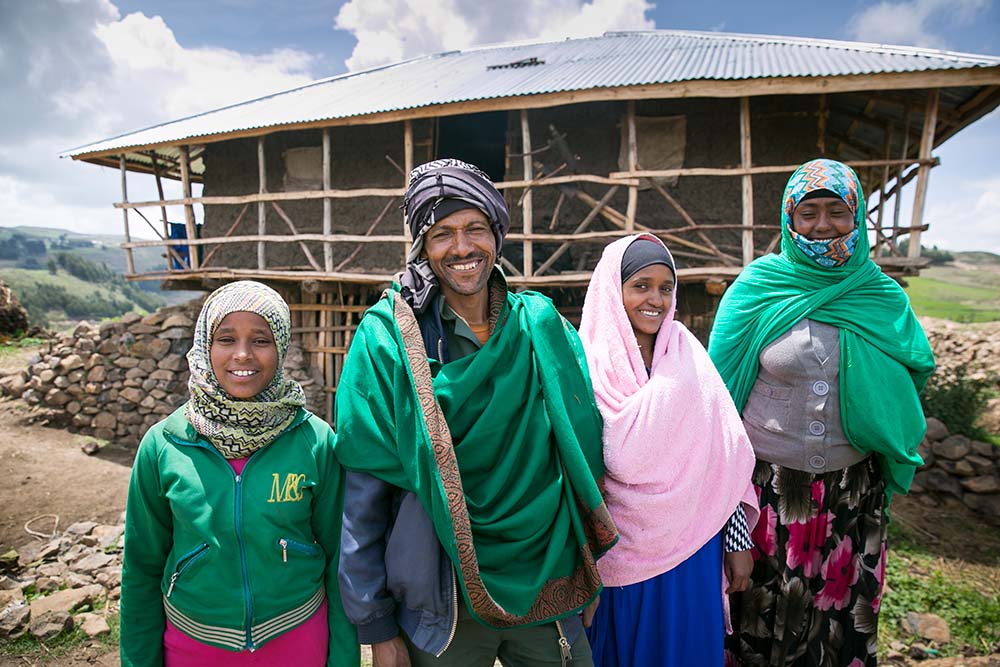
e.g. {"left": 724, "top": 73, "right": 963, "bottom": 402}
{"left": 808, "top": 420, "right": 826, "bottom": 436}
{"left": 809, "top": 455, "right": 827, "bottom": 469}
{"left": 812, "top": 380, "right": 830, "bottom": 396}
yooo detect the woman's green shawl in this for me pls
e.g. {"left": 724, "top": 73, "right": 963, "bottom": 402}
{"left": 708, "top": 162, "right": 935, "bottom": 500}
{"left": 334, "top": 286, "right": 617, "bottom": 628}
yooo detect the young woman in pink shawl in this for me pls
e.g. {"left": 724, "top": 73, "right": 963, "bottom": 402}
{"left": 579, "top": 234, "right": 760, "bottom": 667}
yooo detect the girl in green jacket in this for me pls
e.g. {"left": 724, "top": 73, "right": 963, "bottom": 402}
{"left": 120, "top": 280, "right": 359, "bottom": 667}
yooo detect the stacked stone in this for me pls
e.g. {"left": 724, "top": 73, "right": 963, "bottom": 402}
{"left": 919, "top": 317, "right": 1000, "bottom": 383}
{"left": 910, "top": 417, "right": 1000, "bottom": 518}
{"left": 0, "top": 300, "right": 328, "bottom": 446}
{"left": 0, "top": 519, "right": 123, "bottom": 641}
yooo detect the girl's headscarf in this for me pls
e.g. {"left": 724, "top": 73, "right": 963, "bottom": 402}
{"left": 185, "top": 280, "right": 306, "bottom": 459}
{"left": 708, "top": 160, "right": 935, "bottom": 501}
{"left": 400, "top": 159, "right": 510, "bottom": 313}
{"left": 783, "top": 159, "right": 861, "bottom": 267}
{"left": 579, "top": 234, "right": 758, "bottom": 588}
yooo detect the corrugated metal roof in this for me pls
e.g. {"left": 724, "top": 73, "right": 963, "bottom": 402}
{"left": 65, "top": 30, "right": 1000, "bottom": 158}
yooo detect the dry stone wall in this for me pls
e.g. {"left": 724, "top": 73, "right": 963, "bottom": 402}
{"left": 0, "top": 300, "right": 326, "bottom": 445}
{"left": 911, "top": 417, "right": 1000, "bottom": 519}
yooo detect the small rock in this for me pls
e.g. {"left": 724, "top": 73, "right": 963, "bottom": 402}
{"left": 29, "top": 610, "right": 74, "bottom": 640}
{"left": 121, "top": 312, "right": 142, "bottom": 325}
{"left": 29, "top": 583, "right": 104, "bottom": 618}
{"left": 72, "top": 552, "right": 114, "bottom": 574}
{"left": 91, "top": 525, "right": 124, "bottom": 549}
{"left": 0, "top": 588, "right": 24, "bottom": 608}
{"left": 901, "top": 611, "right": 951, "bottom": 643}
{"left": 924, "top": 417, "right": 949, "bottom": 441}
{"left": 971, "top": 440, "right": 998, "bottom": 460}
{"left": 76, "top": 611, "right": 110, "bottom": 638}
{"left": 0, "top": 603, "right": 30, "bottom": 639}
{"left": 114, "top": 356, "right": 140, "bottom": 369}
{"left": 908, "top": 642, "right": 932, "bottom": 659}
{"left": 161, "top": 314, "right": 194, "bottom": 330}
{"left": 962, "top": 493, "right": 1000, "bottom": 517}
{"left": 92, "top": 412, "right": 116, "bottom": 430}
{"left": 65, "top": 521, "right": 98, "bottom": 537}
{"left": 158, "top": 354, "right": 187, "bottom": 372}
{"left": 0, "top": 550, "right": 17, "bottom": 574}
{"left": 80, "top": 440, "right": 101, "bottom": 455}
{"left": 59, "top": 354, "right": 85, "bottom": 372}
{"left": 86, "top": 365, "right": 107, "bottom": 382}
{"left": 960, "top": 475, "right": 1000, "bottom": 494}
{"left": 119, "top": 387, "right": 143, "bottom": 404}
{"left": 34, "top": 577, "right": 60, "bottom": 594}
{"left": 932, "top": 435, "right": 971, "bottom": 460}
{"left": 916, "top": 469, "right": 963, "bottom": 497}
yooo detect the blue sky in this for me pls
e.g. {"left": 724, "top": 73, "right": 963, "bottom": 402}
{"left": 2, "top": 0, "right": 999, "bottom": 252}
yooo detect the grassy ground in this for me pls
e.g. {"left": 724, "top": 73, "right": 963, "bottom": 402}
{"left": 904, "top": 252, "right": 1000, "bottom": 323}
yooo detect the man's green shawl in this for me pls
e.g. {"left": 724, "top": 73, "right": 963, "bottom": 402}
{"left": 335, "top": 287, "right": 617, "bottom": 628}
{"left": 708, "top": 173, "right": 935, "bottom": 501}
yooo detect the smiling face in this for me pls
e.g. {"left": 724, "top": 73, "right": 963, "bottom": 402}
{"left": 621, "top": 263, "right": 675, "bottom": 348}
{"left": 209, "top": 311, "right": 279, "bottom": 399}
{"left": 792, "top": 197, "right": 855, "bottom": 240}
{"left": 422, "top": 207, "right": 496, "bottom": 304}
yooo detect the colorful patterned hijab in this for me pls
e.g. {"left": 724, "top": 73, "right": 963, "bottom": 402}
{"left": 185, "top": 281, "right": 305, "bottom": 459}
{"left": 784, "top": 160, "right": 861, "bottom": 267}
{"left": 708, "top": 160, "right": 935, "bottom": 501}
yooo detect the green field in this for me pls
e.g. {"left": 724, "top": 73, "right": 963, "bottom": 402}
{"left": 904, "top": 252, "right": 1000, "bottom": 323}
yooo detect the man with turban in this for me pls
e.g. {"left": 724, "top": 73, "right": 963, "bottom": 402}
{"left": 335, "top": 159, "right": 618, "bottom": 666}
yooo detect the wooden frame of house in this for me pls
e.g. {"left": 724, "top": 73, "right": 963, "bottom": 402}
{"left": 64, "top": 31, "right": 1000, "bottom": 418}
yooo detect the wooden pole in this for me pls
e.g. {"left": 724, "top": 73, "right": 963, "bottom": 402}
{"left": 876, "top": 124, "right": 893, "bottom": 257}
{"left": 322, "top": 129, "right": 333, "bottom": 272}
{"left": 119, "top": 155, "right": 136, "bottom": 275}
{"left": 178, "top": 146, "right": 199, "bottom": 270}
{"left": 908, "top": 90, "right": 939, "bottom": 258}
{"left": 403, "top": 120, "right": 413, "bottom": 258}
{"left": 257, "top": 137, "right": 267, "bottom": 270}
{"left": 625, "top": 101, "right": 638, "bottom": 233}
{"left": 817, "top": 94, "right": 828, "bottom": 155}
{"left": 520, "top": 110, "right": 534, "bottom": 277}
{"left": 740, "top": 97, "right": 755, "bottom": 265}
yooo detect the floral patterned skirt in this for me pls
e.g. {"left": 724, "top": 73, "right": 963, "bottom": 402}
{"left": 727, "top": 457, "right": 887, "bottom": 667}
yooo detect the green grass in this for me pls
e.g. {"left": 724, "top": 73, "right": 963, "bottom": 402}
{"left": 879, "top": 525, "right": 1000, "bottom": 657}
{"left": 904, "top": 276, "right": 1000, "bottom": 322}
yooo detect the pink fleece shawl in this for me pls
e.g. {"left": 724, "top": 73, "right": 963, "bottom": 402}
{"left": 579, "top": 235, "right": 759, "bottom": 588}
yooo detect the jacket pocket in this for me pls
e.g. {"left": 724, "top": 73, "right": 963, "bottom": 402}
{"left": 166, "top": 543, "right": 209, "bottom": 598}
{"left": 276, "top": 537, "right": 321, "bottom": 563}
{"left": 743, "top": 379, "right": 792, "bottom": 434}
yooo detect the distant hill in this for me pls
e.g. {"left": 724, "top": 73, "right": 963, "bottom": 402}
{"left": 905, "top": 250, "right": 1000, "bottom": 323}
{"left": 0, "top": 226, "right": 201, "bottom": 330}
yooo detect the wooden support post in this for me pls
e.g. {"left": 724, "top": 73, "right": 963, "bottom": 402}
{"left": 817, "top": 94, "right": 828, "bottom": 155}
{"left": 876, "top": 124, "right": 893, "bottom": 257}
{"left": 625, "top": 101, "right": 638, "bottom": 233}
{"left": 257, "top": 137, "right": 267, "bottom": 270}
{"left": 119, "top": 155, "right": 136, "bottom": 275}
{"left": 520, "top": 110, "right": 534, "bottom": 277}
{"left": 403, "top": 120, "right": 413, "bottom": 258}
{"left": 892, "top": 109, "right": 911, "bottom": 244}
{"left": 178, "top": 146, "right": 199, "bottom": 270}
{"left": 908, "top": 90, "right": 939, "bottom": 258}
{"left": 322, "top": 129, "right": 333, "bottom": 272}
{"left": 740, "top": 97, "right": 755, "bottom": 265}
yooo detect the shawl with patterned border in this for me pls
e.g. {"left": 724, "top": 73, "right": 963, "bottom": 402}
{"left": 334, "top": 285, "right": 617, "bottom": 628}
{"left": 185, "top": 280, "right": 305, "bottom": 459}
{"left": 707, "top": 159, "right": 935, "bottom": 501}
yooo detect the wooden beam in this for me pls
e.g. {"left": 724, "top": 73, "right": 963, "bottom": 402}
{"left": 257, "top": 137, "right": 267, "bottom": 270}
{"left": 200, "top": 204, "right": 249, "bottom": 268}
{"left": 534, "top": 186, "right": 619, "bottom": 276}
{"left": 118, "top": 155, "right": 136, "bottom": 275}
{"left": 270, "top": 202, "right": 322, "bottom": 271}
{"left": 178, "top": 146, "right": 199, "bottom": 270}
{"left": 625, "top": 101, "right": 638, "bottom": 233}
{"left": 643, "top": 178, "right": 738, "bottom": 265}
{"left": 908, "top": 89, "right": 939, "bottom": 257}
{"left": 403, "top": 120, "right": 413, "bottom": 258}
{"left": 740, "top": 97, "right": 754, "bottom": 265}
{"left": 520, "top": 110, "right": 534, "bottom": 277}
{"left": 71, "top": 67, "right": 1000, "bottom": 164}
{"left": 609, "top": 157, "right": 933, "bottom": 180}
{"left": 322, "top": 128, "right": 333, "bottom": 271}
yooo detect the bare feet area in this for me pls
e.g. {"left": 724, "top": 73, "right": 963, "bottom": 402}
{"left": 0, "top": 341, "right": 995, "bottom": 666}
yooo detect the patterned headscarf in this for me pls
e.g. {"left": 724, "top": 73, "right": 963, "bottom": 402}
{"left": 783, "top": 158, "right": 862, "bottom": 268}
{"left": 185, "top": 280, "right": 306, "bottom": 459}
{"left": 400, "top": 158, "right": 510, "bottom": 313}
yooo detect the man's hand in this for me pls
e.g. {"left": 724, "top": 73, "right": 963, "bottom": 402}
{"left": 372, "top": 637, "right": 411, "bottom": 667}
{"left": 724, "top": 550, "right": 753, "bottom": 594}
{"left": 582, "top": 596, "right": 600, "bottom": 628}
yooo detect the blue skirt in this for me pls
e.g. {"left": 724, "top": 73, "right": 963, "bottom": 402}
{"left": 586, "top": 533, "right": 724, "bottom": 667}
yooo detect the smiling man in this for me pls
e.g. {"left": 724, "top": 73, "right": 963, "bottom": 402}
{"left": 333, "top": 159, "right": 618, "bottom": 667}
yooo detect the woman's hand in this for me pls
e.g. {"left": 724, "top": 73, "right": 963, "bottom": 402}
{"left": 724, "top": 550, "right": 753, "bottom": 594}
{"left": 582, "top": 596, "right": 600, "bottom": 628}
{"left": 372, "top": 637, "right": 411, "bottom": 667}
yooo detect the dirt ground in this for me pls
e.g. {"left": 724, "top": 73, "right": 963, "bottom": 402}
{"left": 0, "top": 340, "right": 994, "bottom": 666}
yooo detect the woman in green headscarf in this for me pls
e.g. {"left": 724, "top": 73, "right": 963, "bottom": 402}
{"left": 709, "top": 159, "right": 934, "bottom": 667}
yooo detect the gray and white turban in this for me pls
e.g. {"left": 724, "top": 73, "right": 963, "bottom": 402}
{"left": 400, "top": 159, "right": 510, "bottom": 313}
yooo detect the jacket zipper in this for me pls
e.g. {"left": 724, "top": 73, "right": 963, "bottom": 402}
{"left": 435, "top": 568, "right": 459, "bottom": 657}
{"left": 165, "top": 543, "right": 209, "bottom": 598}
{"left": 277, "top": 537, "right": 321, "bottom": 563}
{"left": 234, "top": 470, "right": 255, "bottom": 650}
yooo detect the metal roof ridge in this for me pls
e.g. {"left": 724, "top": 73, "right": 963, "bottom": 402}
{"left": 602, "top": 28, "right": 1000, "bottom": 64}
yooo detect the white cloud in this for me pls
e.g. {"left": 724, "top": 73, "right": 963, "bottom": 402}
{"left": 0, "top": 1, "right": 319, "bottom": 239}
{"left": 848, "top": 0, "right": 989, "bottom": 48}
{"left": 335, "top": 0, "right": 654, "bottom": 71}
{"left": 923, "top": 176, "right": 1000, "bottom": 254}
